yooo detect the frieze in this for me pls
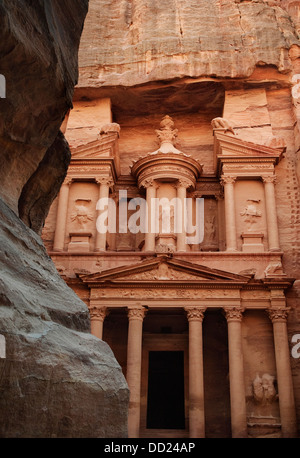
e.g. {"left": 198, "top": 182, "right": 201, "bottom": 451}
{"left": 91, "top": 287, "right": 241, "bottom": 300}
{"left": 222, "top": 164, "right": 274, "bottom": 171}
{"left": 241, "top": 290, "right": 269, "bottom": 300}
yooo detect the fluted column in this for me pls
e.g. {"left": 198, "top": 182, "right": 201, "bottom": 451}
{"left": 224, "top": 307, "right": 248, "bottom": 438}
{"left": 144, "top": 179, "right": 157, "bottom": 252}
{"left": 89, "top": 306, "right": 108, "bottom": 339}
{"left": 267, "top": 307, "right": 297, "bottom": 437}
{"left": 127, "top": 305, "right": 147, "bottom": 438}
{"left": 221, "top": 176, "right": 237, "bottom": 252}
{"left": 185, "top": 306, "right": 206, "bottom": 438}
{"left": 95, "top": 177, "right": 113, "bottom": 252}
{"left": 176, "top": 180, "right": 189, "bottom": 252}
{"left": 53, "top": 178, "right": 72, "bottom": 252}
{"left": 263, "top": 176, "right": 280, "bottom": 251}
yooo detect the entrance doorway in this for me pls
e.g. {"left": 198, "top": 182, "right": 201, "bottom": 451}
{"left": 146, "top": 351, "right": 185, "bottom": 430}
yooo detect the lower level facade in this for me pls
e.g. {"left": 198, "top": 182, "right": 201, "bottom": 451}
{"left": 50, "top": 252, "right": 297, "bottom": 439}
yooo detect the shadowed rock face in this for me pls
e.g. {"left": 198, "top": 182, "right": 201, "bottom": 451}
{"left": 18, "top": 131, "right": 71, "bottom": 235}
{"left": 0, "top": 0, "right": 129, "bottom": 438}
{"left": 0, "top": 0, "right": 88, "bottom": 217}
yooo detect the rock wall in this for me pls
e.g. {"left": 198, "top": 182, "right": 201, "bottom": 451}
{"left": 78, "top": 0, "right": 299, "bottom": 87}
{"left": 0, "top": 0, "right": 129, "bottom": 438}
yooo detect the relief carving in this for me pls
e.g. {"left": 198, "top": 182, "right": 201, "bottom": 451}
{"left": 70, "top": 199, "right": 94, "bottom": 230}
{"left": 240, "top": 199, "right": 262, "bottom": 231}
{"left": 203, "top": 200, "right": 218, "bottom": 248}
{"left": 91, "top": 287, "right": 239, "bottom": 299}
{"left": 253, "top": 374, "right": 278, "bottom": 405}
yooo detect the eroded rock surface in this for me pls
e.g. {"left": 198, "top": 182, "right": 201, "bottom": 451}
{"left": 0, "top": 0, "right": 129, "bottom": 438}
{"left": 0, "top": 198, "right": 128, "bottom": 437}
{"left": 0, "top": 0, "right": 88, "bottom": 216}
{"left": 78, "top": 0, "right": 300, "bottom": 87}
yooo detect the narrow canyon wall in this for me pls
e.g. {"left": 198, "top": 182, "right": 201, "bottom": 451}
{"left": 0, "top": 0, "right": 129, "bottom": 438}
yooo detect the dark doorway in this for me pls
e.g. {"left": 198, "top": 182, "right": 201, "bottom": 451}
{"left": 146, "top": 351, "right": 185, "bottom": 429}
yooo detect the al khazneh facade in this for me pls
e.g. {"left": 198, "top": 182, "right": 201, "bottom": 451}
{"left": 43, "top": 90, "right": 298, "bottom": 438}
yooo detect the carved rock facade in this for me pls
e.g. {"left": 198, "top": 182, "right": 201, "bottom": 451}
{"left": 43, "top": 0, "right": 300, "bottom": 439}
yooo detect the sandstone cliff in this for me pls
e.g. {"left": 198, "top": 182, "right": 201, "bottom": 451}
{"left": 78, "top": 0, "right": 300, "bottom": 87}
{"left": 0, "top": 0, "right": 129, "bottom": 438}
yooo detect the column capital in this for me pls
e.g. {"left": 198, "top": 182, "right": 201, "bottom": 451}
{"left": 142, "top": 178, "right": 159, "bottom": 189}
{"left": 215, "top": 191, "right": 224, "bottom": 201}
{"left": 127, "top": 305, "right": 147, "bottom": 321}
{"left": 177, "top": 178, "right": 192, "bottom": 189}
{"left": 220, "top": 175, "right": 237, "bottom": 186}
{"left": 63, "top": 177, "right": 73, "bottom": 186}
{"left": 95, "top": 176, "right": 114, "bottom": 188}
{"left": 262, "top": 175, "right": 277, "bottom": 185}
{"left": 267, "top": 307, "right": 290, "bottom": 323}
{"left": 89, "top": 306, "right": 109, "bottom": 320}
{"left": 224, "top": 306, "right": 244, "bottom": 322}
{"left": 185, "top": 306, "right": 206, "bottom": 322}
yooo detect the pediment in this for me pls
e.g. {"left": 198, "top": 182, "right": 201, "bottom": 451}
{"left": 71, "top": 133, "right": 119, "bottom": 160}
{"left": 78, "top": 256, "right": 251, "bottom": 285}
{"left": 213, "top": 132, "right": 285, "bottom": 173}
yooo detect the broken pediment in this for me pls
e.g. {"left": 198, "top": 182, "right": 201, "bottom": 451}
{"left": 69, "top": 131, "right": 121, "bottom": 178}
{"left": 213, "top": 130, "right": 285, "bottom": 176}
{"left": 78, "top": 256, "right": 252, "bottom": 286}
{"left": 71, "top": 130, "right": 120, "bottom": 161}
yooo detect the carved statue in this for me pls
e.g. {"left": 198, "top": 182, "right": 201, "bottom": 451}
{"left": 211, "top": 117, "right": 235, "bottom": 135}
{"left": 98, "top": 122, "right": 121, "bottom": 136}
{"left": 253, "top": 373, "right": 278, "bottom": 404}
{"left": 264, "top": 262, "right": 283, "bottom": 277}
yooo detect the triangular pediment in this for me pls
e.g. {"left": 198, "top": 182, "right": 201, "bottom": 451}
{"left": 213, "top": 132, "right": 285, "bottom": 174}
{"left": 78, "top": 256, "right": 251, "bottom": 285}
{"left": 71, "top": 133, "right": 119, "bottom": 160}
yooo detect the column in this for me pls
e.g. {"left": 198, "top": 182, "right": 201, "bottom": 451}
{"left": 263, "top": 176, "right": 280, "bottom": 251}
{"left": 267, "top": 307, "right": 297, "bottom": 437}
{"left": 144, "top": 179, "right": 157, "bottom": 252}
{"left": 89, "top": 306, "right": 108, "bottom": 339}
{"left": 221, "top": 176, "right": 237, "bottom": 252}
{"left": 176, "top": 180, "right": 189, "bottom": 252}
{"left": 224, "top": 307, "right": 248, "bottom": 438}
{"left": 185, "top": 306, "right": 206, "bottom": 438}
{"left": 53, "top": 178, "right": 72, "bottom": 252}
{"left": 126, "top": 305, "right": 147, "bottom": 438}
{"left": 95, "top": 177, "right": 112, "bottom": 252}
